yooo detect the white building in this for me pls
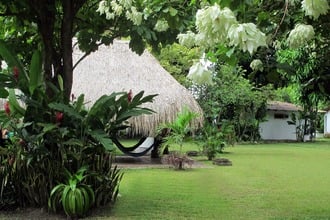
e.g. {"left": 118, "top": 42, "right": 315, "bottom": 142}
{"left": 259, "top": 101, "right": 302, "bottom": 141}
{"left": 324, "top": 110, "right": 330, "bottom": 136}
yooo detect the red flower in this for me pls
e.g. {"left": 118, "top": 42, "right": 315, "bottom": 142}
{"left": 128, "top": 89, "right": 133, "bottom": 103}
{"left": 13, "top": 66, "right": 19, "bottom": 81}
{"left": 55, "top": 112, "right": 64, "bottom": 123}
{"left": 4, "top": 102, "right": 10, "bottom": 116}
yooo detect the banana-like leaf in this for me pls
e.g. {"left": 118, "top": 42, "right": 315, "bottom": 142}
{"left": 8, "top": 89, "right": 25, "bottom": 116}
{"left": 116, "top": 108, "right": 155, "bottom": 122}
{"left": 29, "top": 50, "right": 43, "bottom": 95}
{"left": 57, "top": 75, "right": 64, "bottom": 92}
{"left": 0, "top": 40, "right": 30, "bottom": 93}
{"left": 62, "top": 139, "right": 84, "bottom": 147}
{"left": 37, "top": 123, "right": 58, "bottom": 133}
{"left": 88, "top": 92, "right": 123, "bottom": 118}
{"left": 74, "top": 94, "right": 85, "bottom": 112}
{"left": 89, "top": 129, "right": 115, "bottom": 152}
{"left": 48, "top": 102, "right": 84, "bottom": 121}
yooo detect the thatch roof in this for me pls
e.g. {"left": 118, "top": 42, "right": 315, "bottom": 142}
{"left": 72, "top": 40, "right": 204, "bottom": 136}
{"left": 267, "top": 101, "right": 301, "bottom": 111}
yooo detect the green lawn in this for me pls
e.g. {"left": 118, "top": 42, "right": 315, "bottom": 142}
{"left": 88, "top": 140, "right": 330, "bottom": 220}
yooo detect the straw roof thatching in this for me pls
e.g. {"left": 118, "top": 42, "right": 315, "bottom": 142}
{"left": 72, "top": 40, "right": 204, "bottom": 136}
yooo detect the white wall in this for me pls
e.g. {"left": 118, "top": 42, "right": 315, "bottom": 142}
{"left": 324, "top": 111, "right": 330, "bottom": 134}
{"left": 259, "top": 110, "right": 297, "bottom": 140}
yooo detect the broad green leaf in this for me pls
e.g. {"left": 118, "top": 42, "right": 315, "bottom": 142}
{"left": 38, "top": 123, "right": 58, "bottom": 133}
{"left": 74, "top": 94, "right": 85, "bottom": 111}
{"left": 29, "top": 50, "right": 43, "bottom": 95}
{"left": 0, "top": 88, "right": 9, "bottom": 98}
{"left": 8, "top": 89, "right": 25, "bottom": 116}
{"left": 89, "top": 129, "right": 115, "bottom": 152}
{"left": 58, "top": 75, "right": 64, "bottom": 92}
{"left": 0, "top": 40, "right": 29, "bottom": 92}
{"left": 63, "top": 139, "right": 84, "bottom": 147}
{"left": 48, "top": 102, "right": 84, "bottom": 120}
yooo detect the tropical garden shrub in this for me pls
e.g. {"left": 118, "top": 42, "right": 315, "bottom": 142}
{"left": 195, "top": 64, "right": 270, "bottom": 142}
{"left": 197, "top": 121, "right": 234, "bottom": 160}
{"left": 48, "top": 166, "right": 95, "bottom": 218}
{"left": 0, "top": 42, "right": 155, "bottom": 215}
{"left": 157, "top": 107, "right": 198, "bottom": 170}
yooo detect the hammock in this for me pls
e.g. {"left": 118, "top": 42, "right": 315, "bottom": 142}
{"left": 111, "top": 137, "right": 155, "bottom": 157}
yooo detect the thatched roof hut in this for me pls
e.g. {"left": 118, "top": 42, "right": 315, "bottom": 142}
{"left": 72, "top": 40, "right": 204, "bottom": 136}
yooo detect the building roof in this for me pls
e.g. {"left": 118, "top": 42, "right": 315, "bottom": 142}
{"left": 267, "top": 101, "right": 302, "bottom": 111}
{"left": 72, "top": 39, "right": 204, "bottom": 136}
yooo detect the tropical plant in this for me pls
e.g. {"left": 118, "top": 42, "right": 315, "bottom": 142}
{"left": 287, "top": 110, "right": 311, "bottom": 142}
{"left": 198, "top": 123, "right": 226, "bottom": 160}
{"left": 195, "top": 64, "right": 269, "bottom": 142}
{"left": 0, "top": 42, "right": 155, "bottom": 212}
{"left": 158, "top": 107, "right": 198, "bottom": 169}
{"left": 0, "top": 0, "right": 200, "bottom": 99}
{"left": 48, "top": 166, "right": 95, "bottom": 218}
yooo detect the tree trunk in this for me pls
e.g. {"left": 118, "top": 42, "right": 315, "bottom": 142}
{"left": 62, "top": 0, "right": 74, "bottom": 99}
{"left": 30, "top": 0, "right": 58, "bottom": 97}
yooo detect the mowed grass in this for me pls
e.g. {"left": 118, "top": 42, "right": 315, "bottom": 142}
{"left": 92, "top": 140, "right": 330, "bottom": 219}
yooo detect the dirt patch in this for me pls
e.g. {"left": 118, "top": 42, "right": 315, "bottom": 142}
{"left": 114, "top": 155, "right": 209, "bottom": 169}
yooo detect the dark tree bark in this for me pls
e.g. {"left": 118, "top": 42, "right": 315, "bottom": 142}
{"left": 26, "top": 0, "right": 87, "bottom": 100}
{"left": 62, "top": 0, "right": 74, "bottom": 99}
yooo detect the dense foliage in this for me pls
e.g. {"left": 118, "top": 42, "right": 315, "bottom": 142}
{"left": 195, "top": 64, "right": 271, "bottom": 142}
{"left": 0, "top": 0, "right": 200, "bottom": 99}
{"left": 0, "top": 43, "right": 155, "bottom": 216}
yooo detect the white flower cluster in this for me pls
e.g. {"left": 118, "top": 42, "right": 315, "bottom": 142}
{"left": 178, "top": 31, "right": 196, "bottom": 48}
{"left": 187, "top": 61, "right": 213, "bottom": 85}
{"left": 178, "top": 3, "right": 268, "bottom": 85}
{"left": 97, "top": 0, "right": 142, "bottom": 25}
{"left": 1, "top": 61, "right": 8, "bottom": 69}
{"left": 178, "top": 4, "right": 267, "bottom": 55}
{"left": 250, "top": 59, "right": 264, "bottom": 72}
{"left": 287, "top": 23, "right": 315, "bottom": 48}
{"left": 302, "top": 0, "right": 329, "bottom": 20}
{"left": 126, "top": 7, "right": 143, "bottom": 25}
{"left": 195, "top": 5, "right": 237, "bottom": 47}
{"left": 228, "top": 23, "right": 267, "bottom": 55}
{"left": 154, "top": 19, "right": 169, "bottom": 32}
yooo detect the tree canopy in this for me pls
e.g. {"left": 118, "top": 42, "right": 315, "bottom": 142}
{"left": 0, "top": 0, "right": 199, "bottom": 99}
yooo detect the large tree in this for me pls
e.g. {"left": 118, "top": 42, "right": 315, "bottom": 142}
{"left": 0, "top": 0, "right": 198, "bottom": 99}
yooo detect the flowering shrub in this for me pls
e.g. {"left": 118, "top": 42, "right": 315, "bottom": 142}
{"left": 187, "top": 62, "right": 213, "bottom": 85}
{"left": 178, "top": 3, "right": 267, "bottom": 85}
{"left": 250, "top": 59, "right": 264, "bottom": 72}
{"left": 287, "top": 24, "right": 315, "bottom": 49}
{"left": 302, "top": 0, "right": 329, "bottom": 20}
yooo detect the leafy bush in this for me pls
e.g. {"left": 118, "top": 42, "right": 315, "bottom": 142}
{"left": 158, "top": 107, "right": 198, "bottom": 169}
{"left": 0, "top": 41, "right": 154, "bottom": 214}
{"left": 197, "top": 121, "right": 235, "bottom": 160}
